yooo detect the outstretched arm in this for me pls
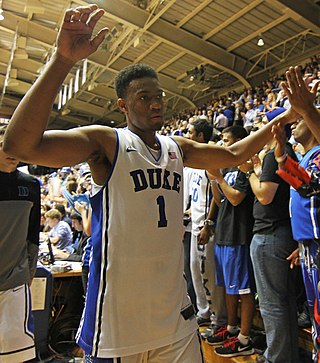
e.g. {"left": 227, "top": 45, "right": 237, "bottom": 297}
{"left": 176, "top": 108, "right": 298, "bottom": 171}
{"left": 282, "top": 66, "right": 320, "bottom": 143}
{"left": 3, "top": 5, "right": 110, "bottom": 167}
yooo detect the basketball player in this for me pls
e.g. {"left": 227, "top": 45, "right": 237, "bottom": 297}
{"left": 4, "top": 5, "right": 300, "bottom": 362}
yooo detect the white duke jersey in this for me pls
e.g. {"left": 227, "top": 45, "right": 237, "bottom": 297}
{"left": 76, "top": 128, "right": 197, "bottom": 358}
{"left": 189, "top": 168, "right": 212, "bottom": 233}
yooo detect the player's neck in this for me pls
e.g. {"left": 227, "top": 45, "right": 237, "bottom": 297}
{"left": 128, "top": 127, "right": 159, "bottom": 149}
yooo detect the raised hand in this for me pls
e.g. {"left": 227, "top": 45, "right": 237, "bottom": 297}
{"left": 281, "top": 66, "right": 320, "bottom": 117}
{"left": 271, "top": 122, "right": 286, "bottom": 159}
{"left": 56, "top": 4, "right": 109, "bottom": 65}
{"left": 251, "top": 154, "right": 262, "bottom": 177}
{"left": 74, "top": 201, "right": 87, "bottom": 214}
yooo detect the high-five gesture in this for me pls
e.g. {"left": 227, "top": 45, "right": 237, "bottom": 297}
{"left": 56, "top": 4, "right": 108, "bottom": 65}
{"left": 281, "top": 66, "right": 320, "bottom": 143}
{"left": 281, "top": 66, "right": 319, "bottom": 116}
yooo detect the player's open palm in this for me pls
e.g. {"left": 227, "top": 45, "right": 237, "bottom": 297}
{"left": 56, "top": 5, "right": 108, "bottom": 64}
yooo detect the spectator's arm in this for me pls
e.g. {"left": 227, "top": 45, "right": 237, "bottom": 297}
{"left": 197, "top": 178, "right": 219, "bottom": 245}
{"left": 247, "top": 173, "right": 278, "bottom": 205}
{"left": 211, "top": 169, "right": 246, "bottom": 206}
{"left": 75, "top": 201, "right": 92, "bottom": 236}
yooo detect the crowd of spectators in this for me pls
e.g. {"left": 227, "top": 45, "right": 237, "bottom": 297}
{"left": 25, "top": 56, "right": 319, "bottom": 363}
{"left": 158, "top": 56, "right": 320, "bottom": 140}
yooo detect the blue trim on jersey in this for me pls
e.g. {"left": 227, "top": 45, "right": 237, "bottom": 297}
{"left": 77, "top": 132, "right": 120, "bottom": 355}
{"left": 77, "top": 188, "right": 104, "bottom": 354}
{"left": 25, "top": 285, "right": 34, "bottom": 339}
{"left": 149, "top": 134, "right": 162, "bottom": 163}
{"left": 83, "top": 237, "right": 92, "bottom": 268}
{"left": 126, "top": 128, "right": 163, "bottom": 162}
{"left": 290, "top": 145, "right": 320, "bottom": 241}
{"left": 94, "top": 188, "right": 110, "bottom": 357}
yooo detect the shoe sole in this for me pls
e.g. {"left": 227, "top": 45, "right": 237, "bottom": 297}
{"left": 206, "top": 339, "right": 228, "bottom": 346}
{"left": 214, "top": 348, "right": 255, "bottom": 358}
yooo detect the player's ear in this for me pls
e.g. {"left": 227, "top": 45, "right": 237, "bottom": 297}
{"left": 117, "top": 98, "right": 127, "bottom": 113}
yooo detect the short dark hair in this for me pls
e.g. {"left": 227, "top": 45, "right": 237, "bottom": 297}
{"left": 55, "top": 204, "right": 66, "bottom": 216}
{"left": 222, "top": 125, "right": 248, "bottom": 140}
{"left": 114, "top": 64, "right": 158, "bottom": 98}
{"left": 191, "top": 118, "right": 213, "bottom": 143}
{"left": 70, "top": 212, "right": 82, "bottom": 222}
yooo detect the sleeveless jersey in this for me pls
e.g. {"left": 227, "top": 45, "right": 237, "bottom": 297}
{"left": 189, "top": 168, "right": 212, "bottom": 233}
{"left": 76, "top": 128, "right": 197, "bottom": 358}
{"left": 290, "top": 145, "right": 320, "bottom": 241}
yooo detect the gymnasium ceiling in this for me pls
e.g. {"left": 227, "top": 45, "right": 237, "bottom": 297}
{"left": 0, "top": 0, "right": 319, "bottom": 129}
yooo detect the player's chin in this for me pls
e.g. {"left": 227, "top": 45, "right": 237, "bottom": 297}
{"left": 150, "top": 117, "right": 164, "bottom": 130}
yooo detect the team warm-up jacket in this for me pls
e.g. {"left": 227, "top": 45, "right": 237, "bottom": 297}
{"left": 0, "top": 170, "right": 41, "bottom": 291}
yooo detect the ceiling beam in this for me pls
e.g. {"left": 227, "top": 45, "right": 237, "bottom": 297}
{"left": 134, "top": 40, "right": 162, "bottom": 63}
{"left": 0, "top": 12, "right": 57, "bottom": 46}
{"left": 176, "top": 0, "right": 212, "bottom": 27}
{"left": 0, "top": 10, "right": 194, "bottom": 109}
{"left": 0, "top": 48, "right": 42, "bottom": 74}
{"left": 203, "top": 0, "right": 263, "bottom": 40}
{"left": 157, "top": 51, "right": 185, "bottom": 72}
{"left": 249, "top": 30, "right": 310, "bottom": 61}
{"left": 227, "top": 13, "right": 289, "bottom": 52}
{"left": 91, "top": 0, "right": 252, "bottom": 87}
{"left": 275, "top": 0, "right": 320, "bottom": 33}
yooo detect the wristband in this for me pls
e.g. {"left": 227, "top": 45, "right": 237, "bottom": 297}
{"left": 246, "top": 170, "right": 255, "bottom": 179}
{"left": 275, "top": 153, "right": 287, "bottom": 163}
{"left": 203, "top": 219, "right": 216, "bottom": 227}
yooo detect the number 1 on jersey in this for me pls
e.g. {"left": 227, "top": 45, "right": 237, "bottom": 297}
{"left": 156, "top": 195, "right": 168, "bottom": 227}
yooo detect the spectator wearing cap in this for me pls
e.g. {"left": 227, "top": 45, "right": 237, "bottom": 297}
{"left": 79, "top": 164, "right": 91, "bottom": 177}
